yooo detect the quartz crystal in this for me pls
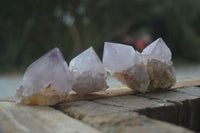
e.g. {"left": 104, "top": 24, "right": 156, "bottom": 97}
{"left": 142, "top": 38, "right": 176, "bottom": 90}
{"left": 69, "top": 47, "right": 108, "bottom": 95}
{"left": 103, "top": 42, "right": 150, "bottom": 92}
{"left": 14, "top": 48, "right": 73, "bottom": 105}
{"left": 142, "top": 37, "right": 172, "bottom": 62}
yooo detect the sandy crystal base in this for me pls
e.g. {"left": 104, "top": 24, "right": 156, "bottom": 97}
{"left": 72, "top": 72, "right": 108, "bottom": 95}
{"left": 147, "top": 59, "right": 176, "bottom": 91}
{"left": 113, "top": 64, "right": 150, "bottom": 92}
{"left": 20, "top": 84, "right": 68, "bottom": 105}
{"left": 112, "top": 60, "right": 176, "bottom": 92}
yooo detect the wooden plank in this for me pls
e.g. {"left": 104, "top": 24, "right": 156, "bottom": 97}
{"left": 1, "top": 76, "right": 200, "bottom": 103}
{"left": 58, "top": 87, "right": 200, "bottom": 132}
{"left": 57, "top": 94, "right": 180, "bottom": 130}
{"left": 56, "top": 91, "right": 178, "bottom": 124}
{"left": 58, "top": 100, "right": 130, "bottom": 119}
{"left": 64, "top": 76, "right": 200, "bottom": 102}
{"left": 0, "top": 102, "right": 101, "bottom": 133}
{"left": 57, "top": 94, "right": 175, "bottom": 119}
{"left": 1, "top": 77, "right": 200, "bottom": 133}
{"left": 93, "top": 95, "right": 173, "bottom": 110}
{"left": 18, "top": 86, "right": 200, "bottom": 122}
{"left": 172, "top": 77, "right": 200, "bottom": 89}
{"left": 82, "top": 112, "right": 193, "bottom": 133}
{"left": 0, "top": 97, "right": 14, "bottom": 102}
{"left": 171, "top": 87, "right": 200, "bottom": 131}
{"left": 139, "top": 89, "right": 199, "bottom": 102}
{"left": 1, "top": 100, "right": 193, "bottom": 133}
{"left": 138, "top": 87, "right": 200, "bottom": 131}
{"left": 63, "top": 76, "right": 200, "bottom": 102}
{"left": 173, "top": 87, "right": 200, "bottom": 96}
{"left": 65, "top": 88, "right": 135, "bottom": 102}
{"left": 58, "top": 98, "right": 193, "bottom": 133}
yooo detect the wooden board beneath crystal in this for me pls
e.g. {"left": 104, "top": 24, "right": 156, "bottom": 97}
{"left": 1, "top": 77, "right": 200, "bottom": 133}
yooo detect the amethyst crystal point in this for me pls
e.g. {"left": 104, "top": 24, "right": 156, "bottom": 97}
{"left": 103, "top": 42, "right": 149, "bottom": 92}
{"left": 69, "top": 47, "right": 108, "bottom": 95}
{"left": 142, "top": 38, "right": 172, "bottom": 62}
{"left": 14, "top": 48, "right": 73, "bottom": 105}
{"left": 142, "top": 38, "right": 176, "bottom": 90}
{"left": 103, "top": 42, "right": 136, "bottom": 74}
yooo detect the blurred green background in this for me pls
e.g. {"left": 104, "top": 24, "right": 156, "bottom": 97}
{"left": 1, "top": 0, "right": 200, "bottom": 74}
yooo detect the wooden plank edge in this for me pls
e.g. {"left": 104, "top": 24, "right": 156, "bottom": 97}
{"left": 1, "top": 76, "right": 200, "bottom": 103}
{"left": 0, "top": 102, "right": 101, "bottom": 133}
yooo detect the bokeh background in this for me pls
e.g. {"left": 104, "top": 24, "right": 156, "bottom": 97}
{"left": 1, "top": 0, "right": 200, "bottom": 97}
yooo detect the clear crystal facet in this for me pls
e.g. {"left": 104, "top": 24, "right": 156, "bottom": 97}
{"left": 14, "top": 48, "right": 72, "bottom": 105}
{"left": 103, "top": 42, "right": 150, "bottom": 92}
{"left": 142, "top": 38, "right": 172, "bottom": 62}
{"left": 142, "top": 38, "right": 176, "bottom": 90}
{"left": 103, "top": 42, "right": 136, "bottom": 74}
{"left": 69, "top": 47, "right": 108, "bottom": 94}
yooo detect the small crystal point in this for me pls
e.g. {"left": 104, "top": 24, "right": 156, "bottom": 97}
{"left": 14, "top": 48, "right": 73, "bottom": 105}
{"left": 142, "top": 38, "right": 172, "bottom": 62}
{"left": 103, "top": 42, "right": 149, "bottom": 92}
{"left": 142, "top": 38, "right": 176, "bottom": 91}
{"left": 69, "top": 47, "right": 108, "bottom": 95}
{"left": 103, "top": 42, "right": 136, "bottom": 74}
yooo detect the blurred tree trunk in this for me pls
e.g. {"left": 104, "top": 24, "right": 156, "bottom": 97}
{"left": 70, "top": 23, "right": 82, "bottom": 57}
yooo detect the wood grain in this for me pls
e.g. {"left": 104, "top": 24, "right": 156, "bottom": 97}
{"left": 1, "top": 76, "right": 200, "bottom": 103}
{"left": 58, "top": 87, "right": 200, "bottom": 132}
{"left": 56, "top": 76, "right": 200, "bottom": 103}
{"left": 1, "top": 77, "right": 200, "bottom": 133}
{"left": 0, "top": 102, "right": 101, "bottom": 133}
{"left": 83, "top": 112, "right": 193, "bottom": 133}
{"left": 63, "top": 76, "right": 200, "bottom": 102}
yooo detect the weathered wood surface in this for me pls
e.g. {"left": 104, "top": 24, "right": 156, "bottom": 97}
{"left": 0, "top": 101, "right": 193, "bottom": 133}
{"left": 83, "top": 112, "right": 193, "bottom": 133}
{"left": 58, "top": 87, "right": 200, "bottom": 132}
{"left": 1, "top": 77, "right": 200, "bottom": 133}
{"left": 138, "top": 87, "right": 200, "bottom": 131}
{"left": 1, "top": 76, "right": 200, "bottom": 103}
{"left": 0, "top": 102, "right": 101, "bottom": 133}
{"left": 173, "top": 77, "right": 200, "bottom": 88}
{"left": 63, "top": 76, "right": 200, "bottom": 102}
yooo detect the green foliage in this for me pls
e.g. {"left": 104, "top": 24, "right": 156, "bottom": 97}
{"left": 0, "top": 0, "right": 200, "bottom": 73}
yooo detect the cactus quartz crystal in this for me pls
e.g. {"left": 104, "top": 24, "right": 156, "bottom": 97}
{"left": 103, "top": 38, "right": 176, "bottom": 92}
{"left": 103, "top": 42, "right": 150, "bottom": 92}
{"left": 14, "top": 38, "right": 176, "bottom": 105}
{"left": 69, "top": 47, "right": 108, "bottom": 95}
{"left": 14, "top": 48, "right": 73, "bottom": 105}
{"left": 142, "top": 38, "right": 176, "bottom": 91}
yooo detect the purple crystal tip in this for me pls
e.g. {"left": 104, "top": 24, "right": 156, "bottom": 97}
{"left": 48, "top": 48, "right": 60, "bottom": 59}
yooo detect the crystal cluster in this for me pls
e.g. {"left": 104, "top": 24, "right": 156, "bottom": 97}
{"left": 69, "top": 47, "right": 108, "bottom": 95}
{"left": 14, "top": 37, "right": 176, "bottom": 105}
{"left": 142, "top": 38, "right": 176, "bottom": 91}
{"left": 103, "top": 42, "right": 150, "bottom": 92}
{"left": 103, "top": 38, "right": 176, "bottom": 92}
{"left": 14, "top": 48, "right": 73, "bottom": 105}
